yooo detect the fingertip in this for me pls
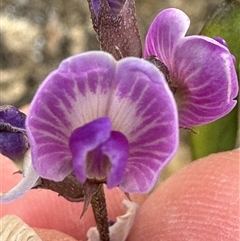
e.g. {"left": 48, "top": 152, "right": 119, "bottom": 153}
{"left": 128, "top": 149, "right": 240, "bottom": 241}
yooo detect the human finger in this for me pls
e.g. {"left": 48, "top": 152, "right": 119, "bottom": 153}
{"left": 128, "top": 149, "right": 240, "bottom": 241}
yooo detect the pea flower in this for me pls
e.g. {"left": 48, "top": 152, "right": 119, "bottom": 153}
{"left": 144, "top": 8, "right": 238, "bottom": 128}
{"left": 87, "top": 0, "right": 142, "bottom": 59}
{"left": 26, "top": 51, "right": 178, "bottom": 193}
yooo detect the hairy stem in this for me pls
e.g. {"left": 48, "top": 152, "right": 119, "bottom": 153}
{"left": 91, "top": 184, "right": 109, "bottom": 241}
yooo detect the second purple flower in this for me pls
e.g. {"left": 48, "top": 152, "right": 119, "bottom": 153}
{"left": 145, "top": 8, "right": 238, "bottom": 128}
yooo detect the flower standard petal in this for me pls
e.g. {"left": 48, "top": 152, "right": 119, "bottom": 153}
{"left": 144, "top": 8, "right": 190, "bottom": 68}
{"left": 26, "top": 51, "right": 179, "bottom": 193}
{"left": 172, "top": 36, "right": 238, "bottom": 127}
{"left": 26, "top": 52, "right": 117, "bottom": 181}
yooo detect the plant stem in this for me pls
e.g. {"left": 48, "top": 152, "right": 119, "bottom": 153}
{"left": 91, "top": 184, "right": 110, "bottom": 241}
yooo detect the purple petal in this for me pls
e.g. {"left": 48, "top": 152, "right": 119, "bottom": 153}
{"left": 0, "top": 131, "right": 28, "bottom": 162}
{"left": 26, "top": 52, "right": 117, "bottom": 181}
{"left": 214, "top": 37, "right": 236, "bottom": 65}
{"left": 0, "top": 105, "right": 26, "bottom": 129}
{"left": 101, "top": 131, "right": 129, "bottom": 188}
{"left": 69, "top": 117, "right": 112, "bottom": 183}
{"left": 91, "top": 0, "right": 100, "bottom": 16}
{"left": 110, "top": 57, "right": 179, "bottom": 193}
{"left": 91, "top": 0, "right": 126, "bottom": 16}
{"left": 172, "top": 36, "right": 238, "bottom": 127}
{"left": 0, "top": 106, "right": 28, "bottom": 162}
{"left": 144, "top": 8, "right": 190, "bottom": 68}
{"left": 108, "top": 0, "right": 126, "bottom": 15}
{"left": 0, "top": 150, "right": 40, "bottom": 203}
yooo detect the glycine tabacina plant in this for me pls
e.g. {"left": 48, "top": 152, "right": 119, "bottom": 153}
{"left": 0, "top": 1, "right": 238, "bottom": 240}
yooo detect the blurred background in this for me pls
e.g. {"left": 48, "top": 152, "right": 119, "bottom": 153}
{"left": 0, "top": 0, "right": 237, "bottom": 180}
{"left": 0, "top": 0, "right": 222, "bottom": 107}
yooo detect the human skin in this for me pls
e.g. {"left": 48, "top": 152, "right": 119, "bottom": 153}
{"left": 1, "top": 149, "right": 239, "bottom": 241}
{"left": 1, "top": 107, "right": 239, "bottom": 240}
{"left": 128, "top": 148, "right": 240, "bottom": 241}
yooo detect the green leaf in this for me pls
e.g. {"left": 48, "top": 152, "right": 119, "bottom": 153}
{"left": 190, "top": 109, "right": 238, "bottom": 160}
{"left": 190, "top": 0, "right": 240, "bottom": 160}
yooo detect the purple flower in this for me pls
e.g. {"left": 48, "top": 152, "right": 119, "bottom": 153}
{"left": 144, "top": 8, "right": 239, "bottom": 128}
{"left": 0, "top": 105, "right": 28, "bottom": 162}
{"left": 87, "top": 0, "right": 142, "bottom": 60}
{"left": 26, "top": 51, "right": 178, "bottom": 193}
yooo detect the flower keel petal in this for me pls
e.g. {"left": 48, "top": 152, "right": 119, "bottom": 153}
{"left": 101, "top": 131, "right": 129, "bottom": 188}
{"left": 69, "top": 117, "right": 112, "bottom": 183}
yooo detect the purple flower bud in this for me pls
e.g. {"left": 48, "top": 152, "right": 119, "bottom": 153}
{"left": 87, "top": 0, "right": 142, "bottom": 59}
{"left": 0, "top": 105, "right": 26, "bottom": 129}
{"left": 0, "top": 106, "right": 28, "bottom": 162}
{"left": 0, "top": 106, "right": 38, "bottom": 203}
{"left": 91, "top": 0, "right": 126, "bottom": 16}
